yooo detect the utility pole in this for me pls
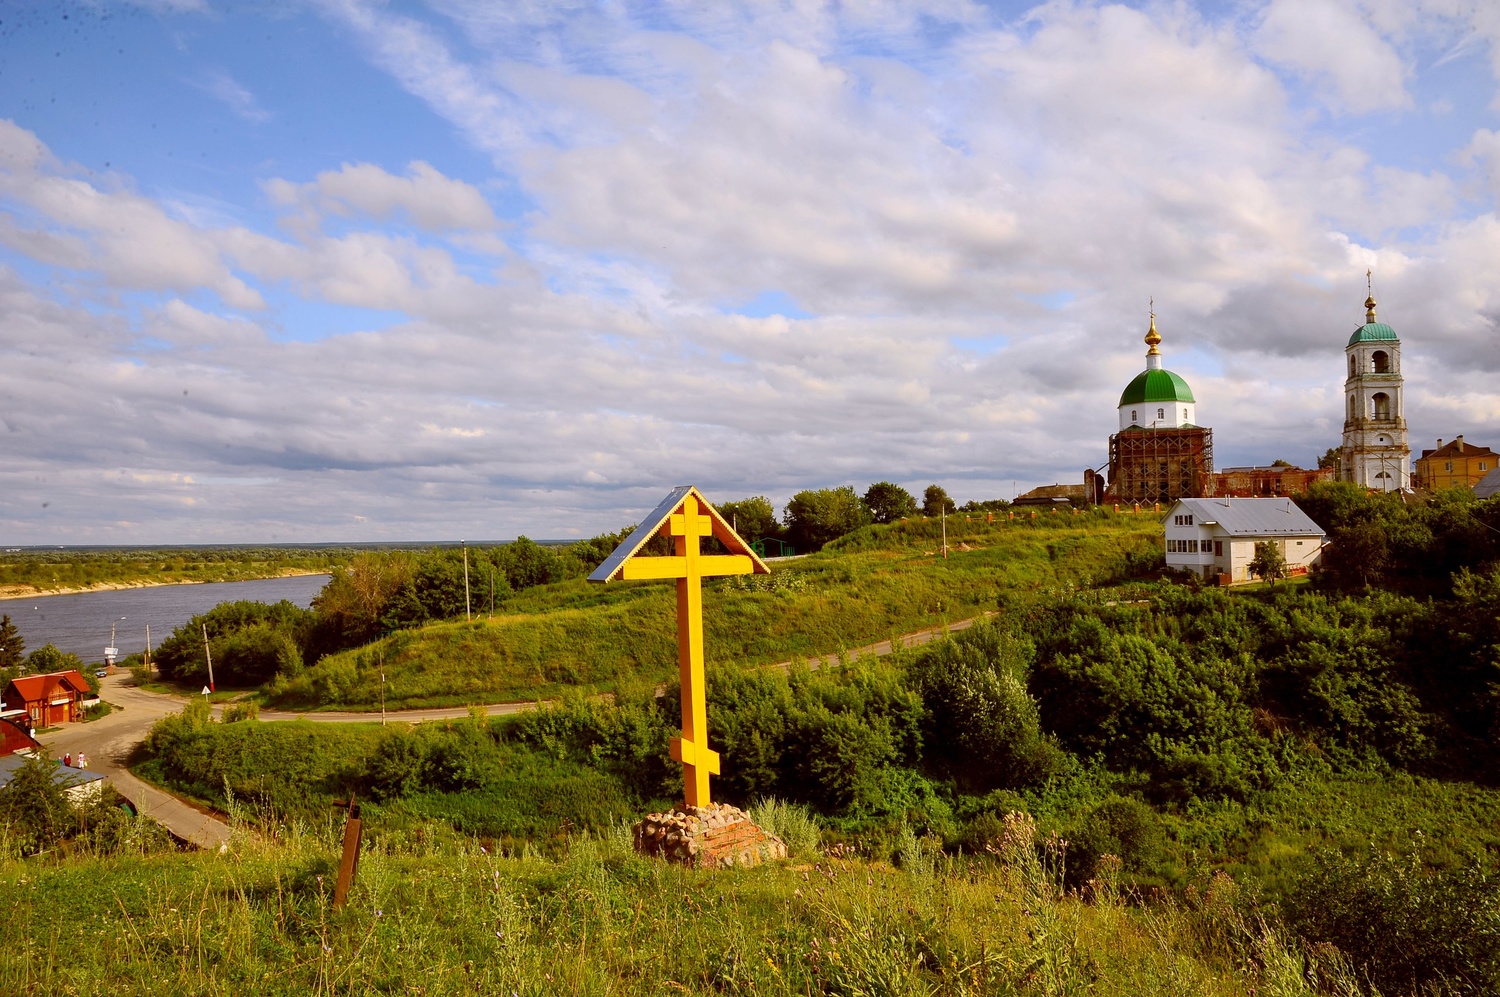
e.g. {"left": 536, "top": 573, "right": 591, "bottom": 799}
{"left": 941, "top": 501, "right": 948, "bottom": 559}
{"left": 202, "top": 624, "right": 215, "bottom": 693}
{"left": 145, "top": 623, "right": 152, "bottom": 675}
{"left": 462, "top": 541, "right": 472, "bottom": 622}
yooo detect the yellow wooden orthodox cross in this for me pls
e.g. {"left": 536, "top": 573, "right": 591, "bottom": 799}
{"left": 589, "top": 486, "right": 769, "bottom": 806}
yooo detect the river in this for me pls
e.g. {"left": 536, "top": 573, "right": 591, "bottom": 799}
{"left": 0, "top": 575, "right": 331, "bottom": 664}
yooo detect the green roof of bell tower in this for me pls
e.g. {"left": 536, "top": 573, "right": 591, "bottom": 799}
{"left": 1119, "top": 368, "right": 1196, "bottom": 406}
{"left": 1348, "top": 322, "right": 1398, "bottom": 347}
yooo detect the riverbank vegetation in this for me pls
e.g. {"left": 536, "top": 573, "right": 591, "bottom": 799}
{"left": 0, "top": 546, "right": 352, "bottom": 597}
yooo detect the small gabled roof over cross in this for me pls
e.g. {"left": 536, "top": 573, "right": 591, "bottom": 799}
{"left": 588, "top": 485, "right": 770, "bottom": 583}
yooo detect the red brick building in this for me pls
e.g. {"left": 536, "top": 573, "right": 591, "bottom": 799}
{"left": 2, "top": 670, "right": 92, "bottom": 728}
{"left": 1204, "top": 465, "right": 1334, "bottom": 498}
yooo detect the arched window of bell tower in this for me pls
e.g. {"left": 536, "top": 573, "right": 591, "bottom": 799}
{"left": 1349, "top": 355, "right": 1357, "bottom": 378}
{"left": 1372, "top": 350, "right": 1390, "bottom": 373}
{"left": 1371, "top": 392, "right": 1391, "bottom": 420}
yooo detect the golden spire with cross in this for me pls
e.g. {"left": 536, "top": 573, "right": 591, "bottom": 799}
{"left": 1145, "top": 298, "right": 1161, "bottom": 356}
{"left": 588, "top": 486, "right": 769, "bottom": 807}
{"left": 1365, "top": 269, "right": 1377, "bottom": 323}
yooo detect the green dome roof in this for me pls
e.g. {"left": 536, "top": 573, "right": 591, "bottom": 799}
{"left": 1348, "top": 322, "right": 1398, "bottom": 347}
{"left": 1119, "top": 368, "right": 1195, "bottom": 407}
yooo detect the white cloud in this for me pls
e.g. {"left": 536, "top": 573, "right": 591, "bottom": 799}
{"left": 5, "top": 4, "right": 1500, "bottom": 541}
{"left": 197, "top": 71, "right": 272, "bottom": 123}
{"left": 0, "top": 120, "right": 264, "bottom": 308}
{"left": 1253, "top": 0, "right": 1411, "bottom": 114}
{"left": 265, "top": 161, "right": 499, "bottom": 234}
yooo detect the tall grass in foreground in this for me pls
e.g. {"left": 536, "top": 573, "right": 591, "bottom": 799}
{"left": 0, "top": 812, "right": 1360, "bottom": 997}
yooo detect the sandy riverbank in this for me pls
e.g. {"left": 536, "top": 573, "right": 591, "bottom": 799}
{"left": 0, "top": 568, "right": 332, "bottom": 602}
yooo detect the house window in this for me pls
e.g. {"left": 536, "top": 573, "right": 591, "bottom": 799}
{"left": 1296, "top": 541, "right": 1303, "bottom": 546}
{"left": 1182, "top": 407, "right": 1188, "bottom": 421}
{"left": 1481, "top": 463, "right": 1489, "bottom": 471}
{"left": 1157, "top": 407, "right": 1164, "bottom": 420}
{"left": 1131, "top": 409, "right": 1138, "bottom": 423}
{"left": 1446, "top": 462, "right": 1453, "bottom": 472}
{"left": 1214, "top": 541, "right": 1223, "bottom": 556}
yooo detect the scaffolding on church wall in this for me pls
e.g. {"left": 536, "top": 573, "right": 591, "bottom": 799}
{"left": 1106, "top": 427, "right": 1213, "bottom": 505}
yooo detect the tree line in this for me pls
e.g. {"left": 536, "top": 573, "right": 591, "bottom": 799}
{"left": 1293, "top": 480, "right": 1500, "bottom": 594}
{"left": 722, "top": 481, "right": 1005, "bottom": 554}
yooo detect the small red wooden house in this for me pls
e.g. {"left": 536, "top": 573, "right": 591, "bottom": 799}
{"left": 0, "top": 717, "right": 41, "bottom": 756}
{"left": 2, "top": 670, "right": 92, "bottom": 728}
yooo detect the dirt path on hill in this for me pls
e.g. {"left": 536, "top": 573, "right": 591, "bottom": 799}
{"left": 768, "top": 611, "right": 994, "bottom": 674}
{"left": 36, "top": 611, "right": 994, "bottom": 849}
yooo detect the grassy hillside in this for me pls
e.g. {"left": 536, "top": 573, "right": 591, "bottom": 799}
{"left": 0, "top": 817, "right": 1354, "bottom": 997}
{"left": 273, "top": 512, "right": 1162, "bottom": 710}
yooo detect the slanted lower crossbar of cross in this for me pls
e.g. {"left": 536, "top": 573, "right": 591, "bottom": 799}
{"left": 619, "top": 493, "right": 755, "bottom": 806}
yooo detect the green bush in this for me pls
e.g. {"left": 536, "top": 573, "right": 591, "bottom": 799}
{"left": 907, "top": 621, "right": 1061, "bottom": 790}
{"left": 0, "top": 754, "right": 75, "bottom": 855}
{"left": 1287, "top": 848, "right": 1500, "bottom": 994}
{"left": 1067, "top": 796, "right": 1165, "bottom": 884}
{"left": 154, "top": 600, "right": 312, "bottom": 686}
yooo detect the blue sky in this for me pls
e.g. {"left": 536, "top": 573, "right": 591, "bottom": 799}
{"left": 2, "top": 0, "right": 1500, "bottom": 542}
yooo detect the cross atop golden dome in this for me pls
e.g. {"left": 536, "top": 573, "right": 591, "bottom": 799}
{"left": 1145, "top": 300, "right": 1161, "bottom": 356}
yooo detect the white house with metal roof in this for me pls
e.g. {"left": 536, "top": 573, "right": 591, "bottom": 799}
{"left": 1163, "top": 497, "right": 1328, "bottom": 583}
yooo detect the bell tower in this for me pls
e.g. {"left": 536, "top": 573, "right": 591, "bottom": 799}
{"left": 1340, "top": 278, "right": 1409, "bottom": 492}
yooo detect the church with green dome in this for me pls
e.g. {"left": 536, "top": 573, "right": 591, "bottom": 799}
{"left": 1105, "top": 312, "right": 1213, "bottom": 504}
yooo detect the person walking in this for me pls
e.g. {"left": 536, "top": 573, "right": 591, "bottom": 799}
{"left": 64, "top": 752, "right": 72, "bottom": 768}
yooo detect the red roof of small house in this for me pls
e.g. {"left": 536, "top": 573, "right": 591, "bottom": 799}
{"left": 3, "top": 670, "right": 92, "bottom": 708}
{"left": 0, "top": 718, "right": 40, "bottom": 756}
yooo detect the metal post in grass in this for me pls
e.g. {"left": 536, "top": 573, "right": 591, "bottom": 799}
{"left": 332, "top": 795, "right": 363, "bottom": 909}
{"left": 463, "top": 541, "right": 472, "bottom": 622}
{"left": 202, "top": 624, "right": 215, "bottom": 693}
{"left": 588, "top": 486, "right": 769, "bottom": 807}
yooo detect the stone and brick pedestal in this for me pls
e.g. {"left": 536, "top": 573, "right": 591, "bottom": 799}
{"left": 633, "top": 804, "right": 786, "bottom": 869}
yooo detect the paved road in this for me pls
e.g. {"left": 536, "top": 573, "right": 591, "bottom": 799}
{"left": 38, "top": 673, "right": 233, "bottom": 851}
{"left": 35, "top": 611, "right": 994, "bottom": 848}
